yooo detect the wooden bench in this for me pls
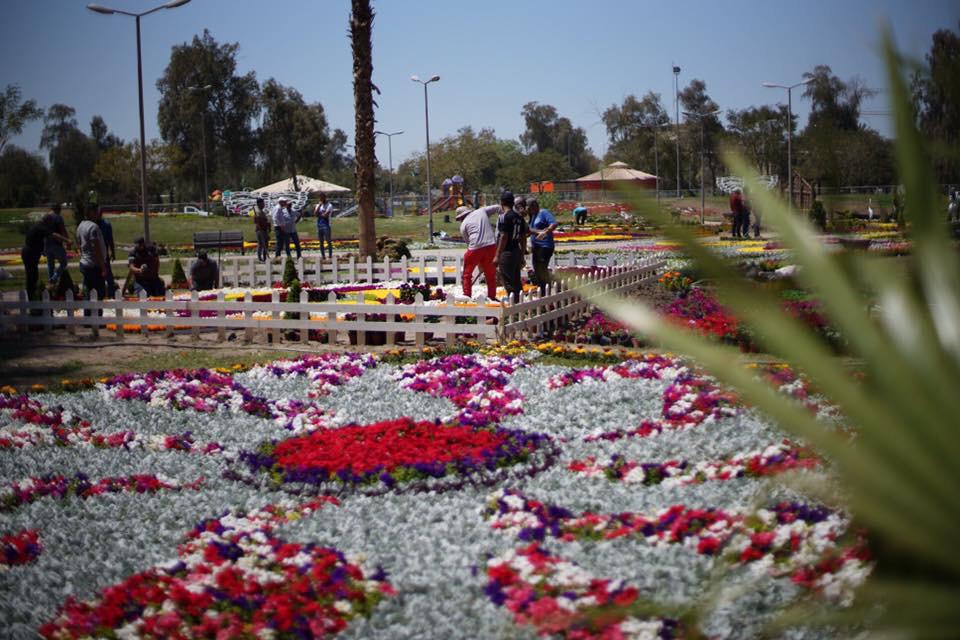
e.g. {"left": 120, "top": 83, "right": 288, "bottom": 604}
{"left": 193, "top": 230, "right": 244, "bottom": 256}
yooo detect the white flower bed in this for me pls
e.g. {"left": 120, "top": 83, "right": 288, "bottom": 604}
{"left": 0, "top": 351, "right": 867, "bottom": 639}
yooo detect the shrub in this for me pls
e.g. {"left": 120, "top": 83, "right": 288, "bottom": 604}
{"left": 284, "top": 279, "right": 301, "bottom": 320}
{"left": 170, "top": 259, "right": 188, "bottom": 288}
{"left": 808, "top": 200, "right": 827, "bottom": 231}
{"left": 282, "top": 257, "right": 299, "bottom": 288}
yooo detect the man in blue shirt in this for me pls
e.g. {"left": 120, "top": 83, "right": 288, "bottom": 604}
{"left": 527, "top": 199, "right": 557, "bottom": 296}
{"left": 573, "top": 203, "right": 588, "bottom": 225}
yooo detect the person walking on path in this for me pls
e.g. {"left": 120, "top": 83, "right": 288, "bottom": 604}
{"left": 189, "top": 251, "right": 220, "bottom": 291}
{"left": 457, "top": 204, "right": 499, "bottom": 299}
{"left": 314, "top": 193, "right": 334, "bottom": 259}
{"left": 76, "top": 208, "right": 108, "bottom": 312}
{"left": 252, "top": 198, "right": 271, "bottom": 262}
{"left": 494, "top": 190, "right": 527, "bottom": 304}
{"left": 527, "top": 198, "right": 557, "bottom": 296}
{"left": 42, "top": 203, "right": 70, "bottom": 284}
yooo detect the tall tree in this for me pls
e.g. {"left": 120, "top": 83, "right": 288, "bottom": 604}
{"left": 911, "top": 22, "right": 960, "bottom": 183}
{"left": 156, "top": 30, "right": 259, "bottom": 194}
{"left": 801, "top": 64, "right": 876, "bottom": 132}
{"left": 259, "top": 79, "right": 341, "bottom": 186}
{"left": 520, "top": 102, "right": 591, "bottom": 174}
{"left": 40, "top": 104, "right": 96, "bottom": 197}
{"left": 0, "top": 145, "right": 47, "bottom": 207}
{"left": 0, "top": 84, "right": 43, "bottom": 155}
{"left": 89, "top": 115, "right": 122, "bottom": 151}
{"left": 602, "top": 92, "right": 672, "bottom": 184}
{"left": 724, "top": 105, "right": 789, "bottom": 177}
{"left": 679, "top": 80, "right": 723, "bottom": 191}
{"left": 351, "top": 0, "right": 377, "bottom": 258}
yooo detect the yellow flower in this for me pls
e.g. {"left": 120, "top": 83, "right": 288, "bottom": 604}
{"left": 1, "top": 385, "right": 17, "bottom": 395}
{"left": 31, "top": 384, "right": 46, "bottom": 392}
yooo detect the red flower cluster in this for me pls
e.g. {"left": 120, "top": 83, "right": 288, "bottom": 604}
{"left": 2, "top": 528, "right": 41, "bottom": 568}
{"left": 273, "top": 417, "right": 509, "bottom": 476}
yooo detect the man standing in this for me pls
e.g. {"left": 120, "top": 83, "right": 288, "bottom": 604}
{"left": 494, "top": 191, "right": 527, "bottom": 304}
{"left": 189, "top": 251, "right": 220, "bottom": 291}
{"left": 128, "top": 237, "right": 166, "bottom": 297}
{"left": 273, "top": 198, "right": 301, "bottom": 259}
{"left": 42, "top": 203, "right": 69, "bottom": 284}
{"left": 21, "top": 214, "right": 64, "bottom": 300}
{"left": 76, "top": 208, "right": 108, "bottom": 311}
{"left": 314, "top": 193, "right": 334, "bottom": 260}
{"left": 252, "top": 198, "right": 271, "bottom": 262}
{"left": 272, "top": 197, "right": 287, "bottom": 258}
{"left": 730, "top": 188, "right": 746, "bottom": 239}
{"left": 96, "top": 212, "right": 117, "bottom": 297}
{"left": 527, "top": 199, "right": 557, "bottom": 296}
{"left": 457, "top": 204, "right": 499, "bottom": 299}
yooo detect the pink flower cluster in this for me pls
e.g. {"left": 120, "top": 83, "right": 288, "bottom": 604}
{"left": 103, "top": 369, "right": 331, "bottom": 433}
{"left": 485, "top": 490, "right": 871, "bottom": 605}
{"left": 1, "top": 474, "right": 204, "bottom": 512}
{"left": 394, "top": 354, "right": 527, "bottom": 427}
{"left": 0, "top": 394, "right": 224, "bottom": 454}
{"left": 2, "top": 529, "right": 42, "bottom": 569}
{"left": 247, "top": 352, "right": 378, "bottom": 397}
{"left": 544, "top": 355, "right": 682, "bottom": 390}
{"left": 40, "top": 497, "right": 395, "bottom": 639}
{"left": 485, "top": 542, "right": 682, "bottom": 639}
{"left": 568, "top": 441, "right": 818, "bottom": 486}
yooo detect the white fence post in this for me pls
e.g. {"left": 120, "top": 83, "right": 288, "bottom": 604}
{"left": 191, "top": 291, "right": 200, "bottom": 341}
{"left": 41, "top": 290, "right": 51, "bottom": 335}
{"left": 165, "top": 290, "right": 174, "bottom": 339}
{"left": 299, "top": 289, "right": 309, "bottom": 343}
{"left": 270, "top": 290, "right": 280, "bottom": 344}
{"left": 244, "top": 292, "right": 253, "bottom": 343}
{"left": 139, "top": 290, "right": 148, "bottom": 337}
{"left": 216, "top": 291, "right": 226, "bottom": 342}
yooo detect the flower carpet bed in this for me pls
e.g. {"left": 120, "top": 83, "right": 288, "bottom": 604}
{"left": 0, "top": 349, "right": 870, "bottom": 638}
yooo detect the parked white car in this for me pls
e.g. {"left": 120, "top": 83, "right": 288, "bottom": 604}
{"left": 183, "top": 205, "right": 211, "bottom": 217}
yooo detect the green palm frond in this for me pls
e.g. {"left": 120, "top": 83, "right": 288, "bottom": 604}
{"left": 588, "top": 30, "right": 960, "bottom": 635}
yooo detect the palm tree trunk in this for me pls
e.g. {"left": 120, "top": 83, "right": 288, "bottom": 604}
{"left": 351, "top": 0, "right": 377, "bottom": 258}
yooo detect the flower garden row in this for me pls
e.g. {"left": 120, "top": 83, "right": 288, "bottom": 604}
{"left": 1, "top": 347, "right": 870, "bottom": 638}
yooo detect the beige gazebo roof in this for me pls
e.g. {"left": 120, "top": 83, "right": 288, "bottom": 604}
{"left": 576, "top": 161, "right": 658, "bottom": 182}
{"left": 253, "top": 175, "right": 351, "bottom": 194}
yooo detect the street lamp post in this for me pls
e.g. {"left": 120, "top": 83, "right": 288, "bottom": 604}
{"left": 374, "top": 130, "right": 403, "bottom": 217}
{"left": 683, "top": 109, "right": 721, "bottom": 224}
{"left": 88, "top": 0, "right": 191, "bottom": 243}
{"left": 673, "top": 65, "right": 681, "bottom": 198}
{"left": 411, "top": 75, "right": 440, "bottom": 240}
{"left": 761, "top": 77, "right": 813, "bottom": 207}
{"left": 188, "top": 84, "right": 212, "bottom": 215}
{"left": 647, "top": 121, "right": 671, "bottom": 209}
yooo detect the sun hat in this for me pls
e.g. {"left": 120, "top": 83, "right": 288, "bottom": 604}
{"left": 455, "top": 205, "right": 473, "bottom": 220}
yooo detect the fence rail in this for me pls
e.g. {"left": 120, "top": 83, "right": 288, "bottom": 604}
{"left": 216, "top": 251, "right": 634, "bottom": 288}
{"left": 0, "top": 255, "right": 665, "bottom": 346}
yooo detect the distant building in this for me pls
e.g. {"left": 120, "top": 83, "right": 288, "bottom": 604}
{"left": 529, "top": 161, "right": 657, "bottom": 200}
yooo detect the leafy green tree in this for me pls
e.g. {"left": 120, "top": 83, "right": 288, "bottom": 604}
{"left": 603, "top": 92, "right": 674, "bottom": 187}
{"left": 40, "top": 105, "right": 96, "bottom": 197}
{"left": 679, "top": 80, "right": 723, "bottom": 191}
{"left": 156, "top": 30, "right": 260, "bottom": 192}
{"left": 259, "top": 79, "right": 346, "bottom": 188}
{"left": 723, "top": 105, "right": 788, "bottom": 177}
{"left": 911, "top": 22, "right": 960, "bottom": 183}
{"left": 0, "top": 84, "right": 43, "bottom": 155}
{"left": 89, "top": 115, "right": 122, "bottom": 151}
{"left": 520, "top": 102, "right": 592, "bottom": 174}
{"left": 0, "top": 145, "right": 47, "bottom": 207}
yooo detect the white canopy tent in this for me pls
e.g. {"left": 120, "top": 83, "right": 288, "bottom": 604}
{"left": 253, "top": 175, "right": 351, "bottom": 195}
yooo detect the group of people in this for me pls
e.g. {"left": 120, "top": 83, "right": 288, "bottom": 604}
{"left": 456, "top": 190, "right": 558, "bottom": 304}
{"left": 249, "top": 193, "right": 334, "bottom": 262}
{"left": 729, "top": 187, "right": 761, "bottom": 239}
{"left": 20, "top": 203, "right": 225, "bottom": 303}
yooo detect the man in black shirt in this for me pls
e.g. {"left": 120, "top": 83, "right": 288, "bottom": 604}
{"left": 21, "top": 213, "right": 70, "bottom": 300}
{"left": 189, "top": 251, "right": 219, "bottom": 291}
{"left": 494, "top": 190, "right": 527, "bottom": 304}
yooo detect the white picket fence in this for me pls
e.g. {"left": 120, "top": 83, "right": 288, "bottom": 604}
{"left": 215, "top": 251, "right": 630, "bottom": 288}
{"left": 0, "top": 255, "right": 665, "bottom": 346}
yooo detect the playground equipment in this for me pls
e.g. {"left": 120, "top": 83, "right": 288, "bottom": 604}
{"left": 421, "top": 175, "right": 467, "bottom": 214}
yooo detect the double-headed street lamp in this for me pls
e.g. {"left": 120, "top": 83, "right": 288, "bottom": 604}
{"left": 374, "top": 130, "right": 403, "bottom": 217}
{"left": 682, "top": 109, "right": 721, "bottom": 224}
{"left": 88, "top": 0, "right": 191, "bottom": 243}
{"left": 761, "top": 77, "right": 813, "bottom": 207}
{"left": 188, "top": 84, "right": 213, "bottom": 214}
{"left": 411, "top": 75, "right": 440, "bottom": 240}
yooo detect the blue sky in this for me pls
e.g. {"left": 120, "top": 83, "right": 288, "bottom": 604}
{"left": 2, "top": 0, "right": 957, "bottom": 169}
